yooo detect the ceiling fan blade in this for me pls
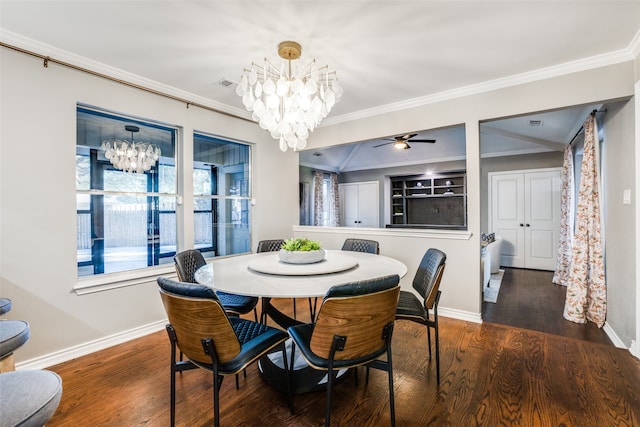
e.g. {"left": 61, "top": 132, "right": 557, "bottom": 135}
{"left": 372, "top": 141, "right": 395, "bottom": 148}
{"left": 408, "top": 139, "right": 436, "bottom": 143}
{"left": 398, "top": 133, "right": 418, "bottom": 140}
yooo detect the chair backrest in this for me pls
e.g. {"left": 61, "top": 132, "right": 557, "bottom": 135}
{"left": 257, "top": 239, "right": 285, "bottom": 253}
{"left": 157, "top": 277, "right": 241, "bottom": 365}
{"left": 311, "top": 275, "right": 400, "bottom": 361}
{"left": 341, "top": 238, "right": 380, "bottom": 254}
{"left": 412, "top": 248, "right": 447, "bottom": 309}
{"left": 173, "top": 249, "right": 206, "bottom": 283}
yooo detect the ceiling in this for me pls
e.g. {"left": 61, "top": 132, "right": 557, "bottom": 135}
{"left": 2, "top": 1, "right": 638, "bottom": 170}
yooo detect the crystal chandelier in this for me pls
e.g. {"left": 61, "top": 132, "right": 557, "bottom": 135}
{"left": 235, "top": 41, "right": 343, "bottom": 152}
{"left": 101, "top": 125, "right": 161, "bottom": 173}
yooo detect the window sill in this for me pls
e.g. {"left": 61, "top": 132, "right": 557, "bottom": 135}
{"left": 74, "top": 264, "right": 177, "bottom": 295}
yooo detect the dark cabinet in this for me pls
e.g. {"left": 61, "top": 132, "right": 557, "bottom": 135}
{"left": 389, "top": 172, "right": 467, "bottom": 229}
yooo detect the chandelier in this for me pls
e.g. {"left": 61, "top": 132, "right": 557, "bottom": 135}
{"left": 235, "top": 41, "right": 343, "bottom": 152}
{"left": 101, "top": 125, "right": 161, "bottom": 173}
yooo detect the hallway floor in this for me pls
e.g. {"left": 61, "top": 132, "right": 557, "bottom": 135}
{"left": 482, "top": 267, "right": 612, "bottom": 345}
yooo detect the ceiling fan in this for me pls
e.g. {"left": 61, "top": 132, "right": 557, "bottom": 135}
{"left": 372, "top": 133, "right": 436, "bottom": 150}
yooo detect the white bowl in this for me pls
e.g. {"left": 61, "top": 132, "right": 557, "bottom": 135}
{"left": 278, "top": 249, "right": 326, "bottom": 264}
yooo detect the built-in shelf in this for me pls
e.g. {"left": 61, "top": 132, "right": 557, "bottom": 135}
{"left": 388, "top": 172, "right": 467, "bottom": 229}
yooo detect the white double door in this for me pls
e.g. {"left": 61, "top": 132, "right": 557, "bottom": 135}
{"left": 339, "top": 181, "right": 379, "bottom": 227}
{"left": 489, "top": 168, "right": 561, "bottom": 270}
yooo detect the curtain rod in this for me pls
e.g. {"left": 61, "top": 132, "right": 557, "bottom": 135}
{"left": 568, "top": 109, "right": 606, "bottom": 146}
{"left": 0, "top": 41, "right": 253, "bottom": 123}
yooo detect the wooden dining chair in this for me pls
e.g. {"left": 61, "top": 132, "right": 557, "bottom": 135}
{"left": 157, "top": 277, "right": 291, "bottom": 427}
{"left": 288, "top": 275, "right": 400, "bottom": 427}
{"left": 174, "top": 249, "right": 258, "bottom": 322}
{"left": 395, "top": 248, "right": 447, "bottom": 385}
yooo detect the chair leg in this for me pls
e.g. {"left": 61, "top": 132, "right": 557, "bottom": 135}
{"left": 308, "top": 297, "right": 318, "bottom": 322}
{"left": 434, "top": 321, "right": 440, "bottom": 386}
{"left": 288, "top": 342, "right": 297, "bottom": 413}
{"left": 426, "top": 324, "right": 432, "bottom": 360}
{"left": 282, "top": 342, "right": 293, "bottom": 413}
{"left": 293, "top": 298, "right": 297, "bottom": 319}
{"left": 212, "top": 371, "right": 221, "bottom": 427}
{"left": 387, "top": 347, "right": 396, "bottom": 427}
{"left": 170, "top": 347, "right": 177, "bottom": 427}
{"left": 325, "top": 368, "right": 336, "bottom": 427}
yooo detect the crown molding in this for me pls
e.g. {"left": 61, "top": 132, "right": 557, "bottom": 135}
{"left": 0, "top": 29, "right": 252, "bottom": 121}
{"left": 323, "top": 29, "right": 640, "bottom": 127}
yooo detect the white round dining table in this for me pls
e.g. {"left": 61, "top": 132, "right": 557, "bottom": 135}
{"left": 194, "top": 249, "right": 408, "bottom": 395}
{"left": 194, "top": 249, "right": 408, "bottom": 298}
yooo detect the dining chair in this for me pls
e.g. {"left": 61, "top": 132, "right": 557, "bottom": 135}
{"left": 174, "top": 249, "right": 259, "bottom": 322}
{"left": 341, "top": 238, "right": 380, "bottom": 255}
{"left": 157, "top": 277, "right": 291, "bottom": 427}
{"left": 288, "top": 274, "right": 400, "bottom": 427}
{"left": 257, "top": 239, "right": 315, "bottom": 323}
{"left": 395, "top": 248, "right": 447, "bottom": 385}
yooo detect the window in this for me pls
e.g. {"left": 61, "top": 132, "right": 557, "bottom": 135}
{"left": 193, "top": 133, "right": 252, "bottom": 257}
{"left": 76, "top": 106, "right": 177, "bottom": 277}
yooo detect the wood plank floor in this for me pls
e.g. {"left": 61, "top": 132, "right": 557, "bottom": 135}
{"left": 45, "top": 296, "right": 640, "bottom": 426}
{"left": 483, "top": 268, "right": 612, "bottom": 345}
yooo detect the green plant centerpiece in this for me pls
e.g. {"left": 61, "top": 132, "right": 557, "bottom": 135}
{"left": 278, "top": 237, "right": 325, "bottom": 264}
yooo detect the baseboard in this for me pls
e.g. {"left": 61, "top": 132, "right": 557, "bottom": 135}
{"left": 439, "top": 307, "right": 482, "bottom": 324}
{"left": 630, "top": 340, "right": 640, "bottom": 359}
{"left": 603, "top": 321, "right": 627, "bottom": 349}
{"left": 16, "top": 320, "right": 167, "bottom": 371}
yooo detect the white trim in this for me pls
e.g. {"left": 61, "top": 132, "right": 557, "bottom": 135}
{"left": 630, "top": 340, "right": 640, "bottom": 359}
{"left": 293, "top": 225, "right": 472, "bottom": 240}
{"left": 74, "top": 265, "right": 177, "bottom": 295}
{"left": 603, "top": 321, "right": 627, "bottom": 349}
{"left": 439, "top": 307, "right": 482, "bottom": 324}
{"left": 16, "top": 320, "right": 167, "bottom": 370}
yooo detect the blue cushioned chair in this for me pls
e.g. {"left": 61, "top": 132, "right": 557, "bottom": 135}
{"left": 288, "top": 275, "right": 400, "bottom": 427}
{"left": 158, "top": 277, "right": 291, "bottom": 427}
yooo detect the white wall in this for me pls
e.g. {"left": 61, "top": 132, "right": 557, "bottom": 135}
{"left": 0, "top": 48, "right": 298, "bottom": 365}
{"left": 1, "top": 46, "right": 638, "bottom": 366}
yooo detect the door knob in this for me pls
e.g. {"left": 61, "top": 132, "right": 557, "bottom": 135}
{"left": 526, "top": 224, "right": 530, "bottom": 227}
{"left": 519, "top": 223, "right": 524, "bottom": 227}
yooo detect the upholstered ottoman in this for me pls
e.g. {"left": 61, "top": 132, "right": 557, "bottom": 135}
{"left": 0, "top": 320, "right": 30, "bottom": 372}
{"left": 0, "top": 299, "right": 11, "bottom": 315}
{"left": 0, "top": 370, "right": 63, "bottom": 427}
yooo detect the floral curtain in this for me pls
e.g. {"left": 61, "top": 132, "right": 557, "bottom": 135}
{"left": 313, "top": 171, "right": 324, "bottom": 226}
{"left": 313, "top": 171, "right": 340, "bottom": 226}
{"left": 563, "top": 114, "right": 606, "bottom": 327}
{"left": 552, "top": 144, "right": 574, "bottom": 286}
{"left": 329, "top": 172, "right": 340, "bottom": 226}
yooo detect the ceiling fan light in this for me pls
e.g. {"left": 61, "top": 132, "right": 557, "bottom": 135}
{"left": 394, "top": 141, "right": 407, "bottom": 150}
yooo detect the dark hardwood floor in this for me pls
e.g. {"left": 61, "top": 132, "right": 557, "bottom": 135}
{"left": 483, "top": 268, "right": 612, "bottom": 345}
{"left": 45, "top": 296, "right": 640, "bottom": 426}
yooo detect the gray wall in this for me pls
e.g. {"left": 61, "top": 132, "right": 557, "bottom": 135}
{"left": 603, "top": 99, "right": 636, "bottom": 346}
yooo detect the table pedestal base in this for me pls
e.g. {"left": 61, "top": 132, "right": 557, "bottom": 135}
{"left": 258, "top": 339, "right": 348, "bottom": 394}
